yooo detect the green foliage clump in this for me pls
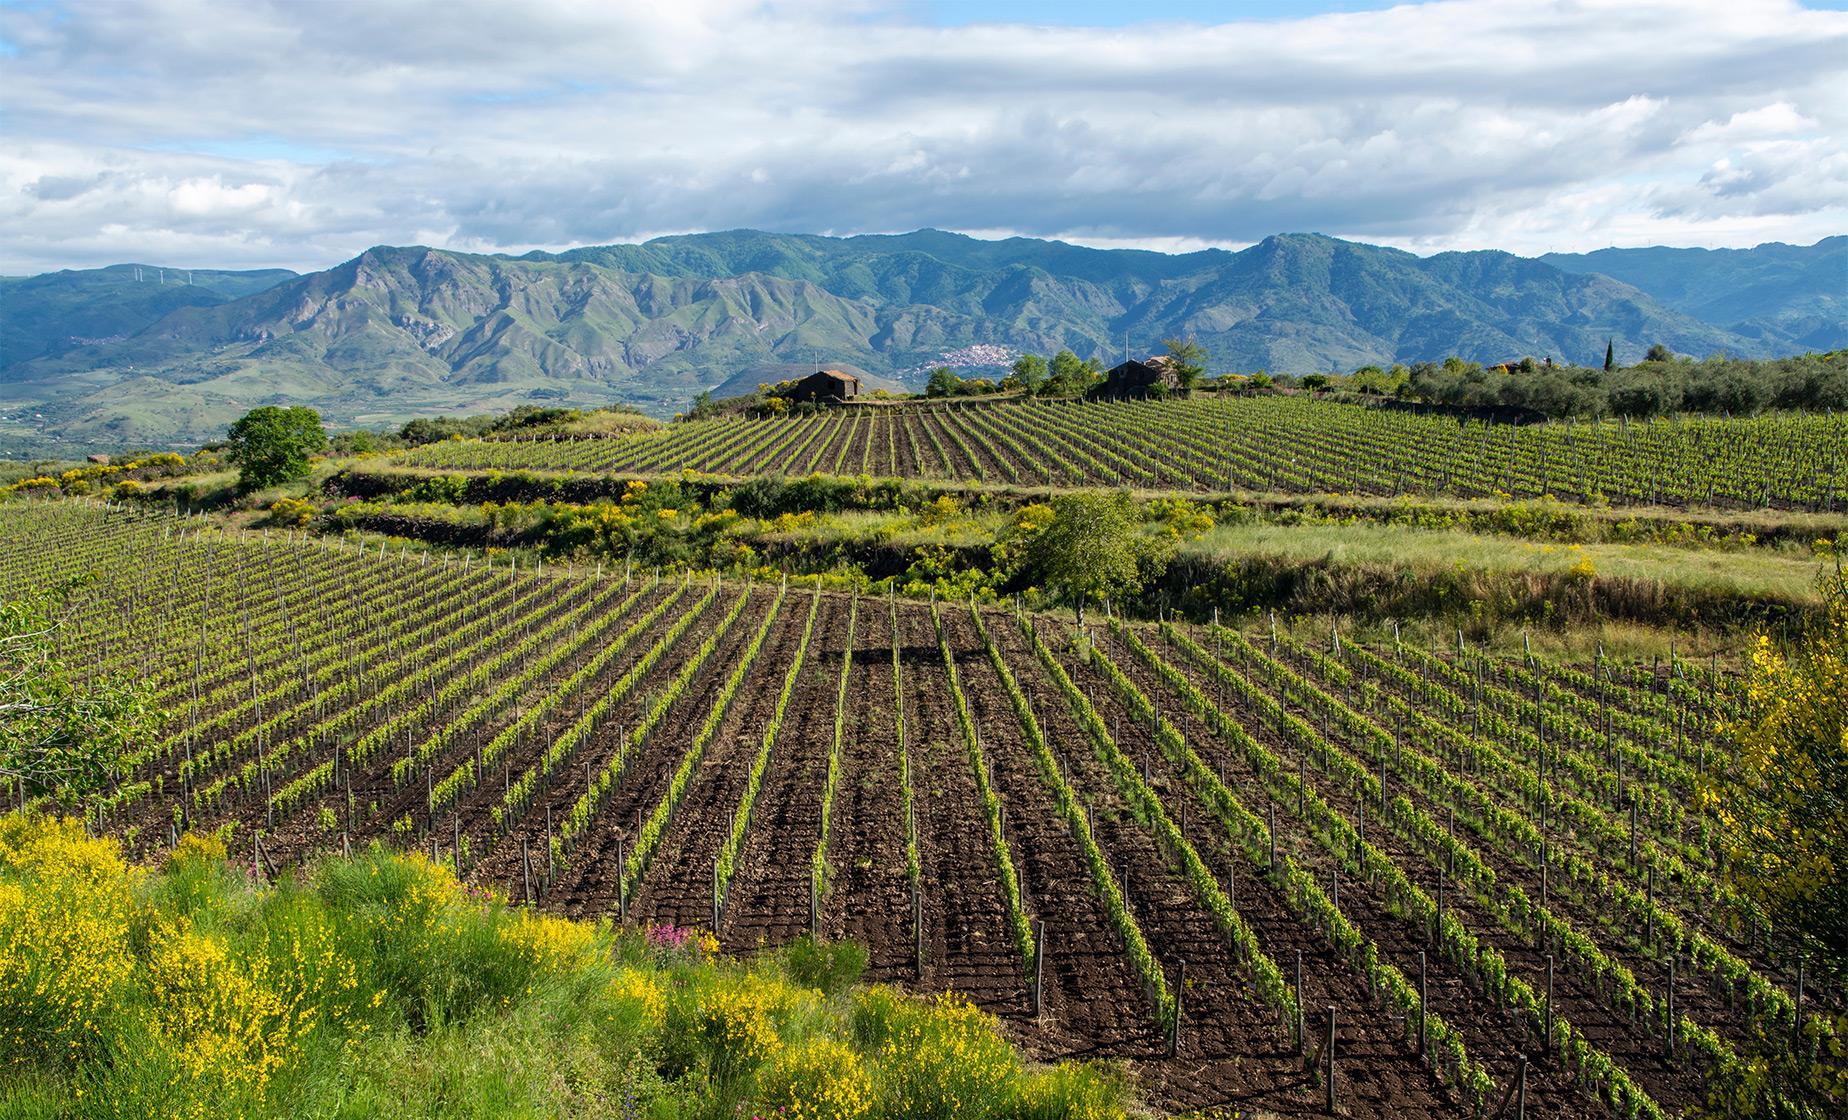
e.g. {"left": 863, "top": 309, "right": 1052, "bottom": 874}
{"left": 1010, "top": 353, "right": 1048, "bottom": 393}
{"left": 1025, "top": 491, "right": 1160, "bottom": 622}
{"left": 1, "top": 580, "right": 160, "bottom": 804}
{"left": 226, "top": 406, "right": 327, "bottom": 490}
{"left": 1161, "top": 338, "right": 1206, "bottom": 390}
{"left": 1404, "top": 349, "right": 1848, "bottom": 419}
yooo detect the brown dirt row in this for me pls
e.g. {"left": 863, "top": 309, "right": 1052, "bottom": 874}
{"left": 819, "top": 603, "right": 915, "bottom": 980}
{"left": 934, "top": 409, "right": 1016, "bottom": 483}
{"left": 1015, "top": 615, "right": 1461, "bottom": 1117}
{"left": 798, "top": 417, "right": 849, "bottom": 476}
{"left": 896, "top": 606, "right": 1026, "bottom": 1013}
{"left": 915, "top": 409, "right": 983, "bottom": 481}
{"left": 1090, "top": 623, "right": 1600, "bottom": 1118}
{"left": 719, "top": 597, "right": 851, "bottom": 948}
{"left": 546, "top": 592, "right": 783, "bottom": 919}
{"left": 447, "top": 585, "right": 738, "bottom": 886}
{"left": 893, "top": 414, "right": 938, "bottom": 478}
{"left": 940, "top": 607, "right": 1163, "bottom": 1060}
{"left": 624, "top": 600, "right": 815, "bottom": 929}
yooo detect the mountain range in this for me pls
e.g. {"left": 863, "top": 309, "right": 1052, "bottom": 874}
{"left": 0, "top": 230, "right": 1840, "bottom": 451}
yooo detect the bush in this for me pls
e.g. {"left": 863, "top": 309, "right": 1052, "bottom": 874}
{"left": 266, "top": 497, "right": 315, "bottom": 527}
{"left": 782, "top": 934, "right": 867, "bottom": 995}
{"left": 755, "top": 1037, "right": 873, "bottom": 1120}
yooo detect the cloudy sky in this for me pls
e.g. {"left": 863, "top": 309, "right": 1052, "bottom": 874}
{"left": 2, "top": 0, "right": 1844, "bottom": 275}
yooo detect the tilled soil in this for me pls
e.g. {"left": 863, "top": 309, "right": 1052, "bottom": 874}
{"left": 95, "top": 577, "right": 1786, "bottom": 1119}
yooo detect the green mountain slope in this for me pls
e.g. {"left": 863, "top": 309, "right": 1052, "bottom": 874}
{"left": 0, "top": 264, "right": 297, "bottom": 372}
{"left": 3, "top": 231, "right": 1832, "bottom": 450}
{"left": 1541, "top": 237, "right": 1846, "bottom": 351}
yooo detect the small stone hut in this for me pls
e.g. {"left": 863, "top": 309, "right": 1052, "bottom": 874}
{"left": 1094, "top": 356, "right": 1182, "bottom": 400}
{"left": 783, "top": 369, "right": 861, "bottom": 403}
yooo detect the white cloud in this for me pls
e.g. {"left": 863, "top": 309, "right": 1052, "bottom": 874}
{"left": 0, "top": 0, "right": 1843, "bottom": 273}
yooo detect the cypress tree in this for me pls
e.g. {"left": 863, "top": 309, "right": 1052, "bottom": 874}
{"left": 1604, "top": 338, "right": 1615, "bottom": 371}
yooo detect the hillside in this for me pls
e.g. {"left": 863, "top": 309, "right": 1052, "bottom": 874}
{"left": 2, "top": 231, "right": 1836, "bottom": 450}
{"left": 0, "top": 264, "right": 297, "bottom": 370}
{"left": 1543, "top": 237, "right": 1847, "bottom": 352}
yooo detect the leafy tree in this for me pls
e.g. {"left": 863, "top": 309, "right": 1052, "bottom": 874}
{"left": 1010, "top": 353, "right": 1048, "bottom": 393}
{"left": 226, "top": 405, "right": 327, "bottom": 489}
{"left": 1645, "top": 343, "right": 1676, "bottom": 363}
{"left": 1047, "top": 349, "right": 1100, "bottom": 395}
{"left": 684, "top": 389, "right": 721, "bottom": 420}
{"left": 925, "top": 367, "right": 963, "bottom": 398}
{"left": 328, "top": 428, "right": 385, "bottom": 456}
{"left": 1604, "top": 338, "right": 1615, "bottom": 371}
{"left": 1, "top": 579, "right": 161, "bottom": 805}
{"left": 1026, "top": 491, "right": 1146, "bottom": 624}
{"left": 1162, "top": 338, "right": 1206, "bottom": 391}
{"left": 1704, "top": 571, "right": 1848, "bottom": 973}
{"left": 1301, "top": 373, "right": 1330, "bottom": 392}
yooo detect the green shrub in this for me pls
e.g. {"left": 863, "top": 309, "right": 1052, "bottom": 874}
{"left": 782, "top": 934, "right": 867, "bottom": 995}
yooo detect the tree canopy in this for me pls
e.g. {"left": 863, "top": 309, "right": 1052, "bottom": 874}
{"left": 1026, "top": 491, "right": 1147, "bottom": 623}
{"left": 1010, "top": 353, "right": 1048, "bottom": 393}
{"left": 1046, "top": 350, "right": 1102, "bottom": 396}
{"left": 1162, "top": 338, "right": 1206, "bottom": 390}
{"left": 226, "top": 405, "right": 327, "bottom": 489}
{"left": 925, "top": 367, "right": 963, "bottom": 398}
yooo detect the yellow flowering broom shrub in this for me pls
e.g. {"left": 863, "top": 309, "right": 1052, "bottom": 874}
{"left": 0, "top": 820, "right": 1129, "bottom": 1119}
{"left": 693, "top": 972, "right": 791, "bottom": 1079}
{"left": 137, "top": 916, "right": 303, "bottom": 1110}
{"left": 609, "top": 967, "right": 667, "bottom": 1029}
{"left": 855, "top": 988, "right": 1021, "bottom": 1120}
{"left": 754, "top": 1037, "right": 874, "bottom": 1120}
{"left": 1707, "top": 572, "right": 1848, "bottom": 965}
{"left": 0, "top": 820, "right": 136, "bottom": 1069}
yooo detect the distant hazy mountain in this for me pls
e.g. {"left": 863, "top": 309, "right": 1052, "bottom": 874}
{"left": 1543, "top": 237, "right": 1846, "bottom": 352}
{"left": 1, "top": 231, "right": 1836, "bottom": 450}
{"left": 0, "top": 264, "right": 297, "bottom": 370}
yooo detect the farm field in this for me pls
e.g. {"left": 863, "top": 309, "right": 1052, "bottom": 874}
{"left": 5, "top": 500, "right": 1832, "bottom": 1119}
{"left": 395, "top": 396, "right": 1848, "bottom": 512}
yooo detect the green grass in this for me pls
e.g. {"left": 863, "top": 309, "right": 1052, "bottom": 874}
{"left": 1183, "top": 521, "right": 1829, "bottom": 605}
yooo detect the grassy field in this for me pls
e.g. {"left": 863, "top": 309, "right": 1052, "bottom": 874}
{"left": 1183, "top": 521, "right": 1829, "bottom": 605}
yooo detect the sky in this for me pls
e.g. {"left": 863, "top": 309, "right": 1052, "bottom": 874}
{"left": 1, "top": 0, "right": 1845, "bottom": 275}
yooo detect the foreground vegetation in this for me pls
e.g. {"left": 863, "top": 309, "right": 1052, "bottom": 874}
{"left": 0, "top": 815, "right": 1130, "bottom": 1120}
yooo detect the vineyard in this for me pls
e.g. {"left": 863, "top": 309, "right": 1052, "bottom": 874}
{"left": 396, "top": 396, "right": 1848, "bottom": 512}
{"left": 4, "top": 500, "right": 1835, "bottom": 1118}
